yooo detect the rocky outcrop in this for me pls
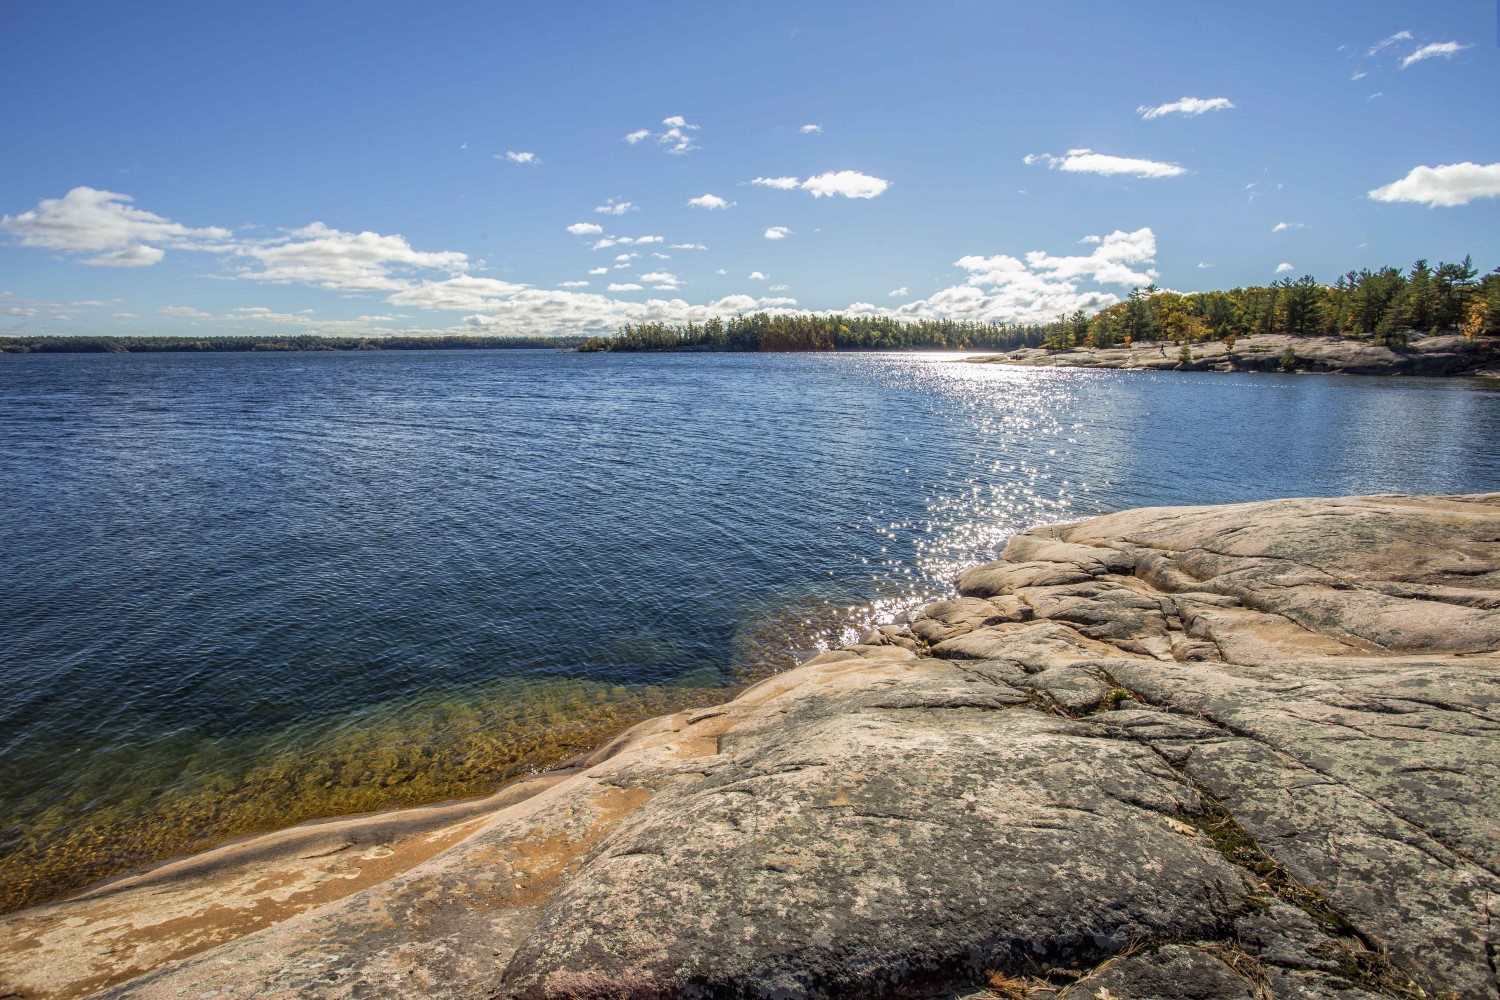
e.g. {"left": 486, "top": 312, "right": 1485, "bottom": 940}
{"left": 965, "top": 332, "right": 1500, "bottom": 377}
{"left": 3, "top": 495, "right": 1497, "bottom": 999}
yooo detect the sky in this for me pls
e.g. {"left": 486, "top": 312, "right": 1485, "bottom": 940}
{"left": 1, "top": 0, "right": 1497, "bottom": 338}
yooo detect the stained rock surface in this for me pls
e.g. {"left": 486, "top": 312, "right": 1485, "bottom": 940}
{"left": 2, "top": 494, "right": 1497, "bottom": 999}
{"left": 964, "top": 331, "right": 1500, "bottom": 377}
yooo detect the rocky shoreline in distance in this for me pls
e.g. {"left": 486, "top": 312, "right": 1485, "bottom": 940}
{"left": 3, "top": 494, "right": 1498, "bottom": 999}
{"left": 964, "top": 332, "right": 1500, "bottom": 377}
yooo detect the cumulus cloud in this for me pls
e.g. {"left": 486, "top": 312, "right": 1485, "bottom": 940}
{"left": 237, "top": 222, "right": 469, "bottom": 291}
{"left": 1024, "top": 149, "right": 1185, "bottom": 178}
{"left": 1136, "top": 96, "right": 1234, "bottom": 119}
{"left": 769, "top": 284, "right": 790, "bottom": 291}
{"left": 588, "top": 267, "right": 608, "bottom": 275}
{"left": 608, "top": 283, "right": 643, "bottom": 292}
{"left": 638, "top": 271, "right": 677, "bottom": 285}
{"left": 558, "top": 280, "right": 590, "bottom": 288}
{"left": 591, "top": 235, "right": 662, "bottom": 250}
{"left": 595, "top": 199, "right": 636, "bottom": 215}
{"left": 889, "top": 287, "right": 908, "bottom": 297}
{"left": 670, "top": 242, "right": 707, "bottom": 250}
{"left": 764, "top": 226, "right": 791, "bottom": 240}
{"left": 748, "top": 171, "right": 891, "bottom": 199}
{"left": 748, "top": 271, "right": 768, "bottom": 280}
{"left": 656, "top": 115, "right": 700, "bottom": 154}
{"left": 567, "top": 222, "right": 604, "bottom": 235}
{"left": 1367, "top": 161, "right": 1500, "bottom": 207}
{"left": 86, "top": 245, "right": 166, "bottom": 267}
{"left": 687, "top": 194, "right": 733, "bottom": 209}
{"left": 0, "top": 186, "right": 232, "bottom": 265}
{"left": 623, "top": 129, "right": 652, "bottom": 144}
{"left": 750, "top": 176, "right": 801, "bottom": 190}
{"left": 800, "top": 124, "right": 823, "bottom": 134}
{"left": 1400, "top": 41, "right": 1471, "bottom": 69}
{"left": 1272, "top": 221, "right": 1309, "bottom": 232}
{"left": 161, "top": 305, "right": 214, "bottom": 319}
{"left": 1275, "top": 262, "right": 1295, "bottom": 273}
{"left": 502, "top": 151, "right": 539, "bottom": 164}
{"left": 852, "top": 227, "right": 1160, "bottom": 327}
{"left": 801, "top": 170, "right": 890, "bottom": 199}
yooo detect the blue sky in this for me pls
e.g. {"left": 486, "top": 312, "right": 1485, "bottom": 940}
{"left": 2, "top": 0, "right": 1497, "bottom": 337}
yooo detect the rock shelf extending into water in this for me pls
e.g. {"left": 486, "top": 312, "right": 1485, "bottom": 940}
{"left": 4, "top": 494, "right": 1499, "bottom": 999}
{"left": 964, "top": 332, "right": 1500, "bottom": 377}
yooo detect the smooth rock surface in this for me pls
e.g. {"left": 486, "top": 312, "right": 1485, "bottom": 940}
{"left": 2, "top": 494, "right": 1496, "bottom": 999}
{"left": 964, "top": 332, "right": 1500, "bottom": 377}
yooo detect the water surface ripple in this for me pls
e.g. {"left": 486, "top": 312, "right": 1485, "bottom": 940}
{"left": 2, "top": 349, "right": 1498, "bottom": 909}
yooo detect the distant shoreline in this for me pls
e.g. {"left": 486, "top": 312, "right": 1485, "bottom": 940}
{"left": 0, "top": 334, "right": 589, "bottom": 354}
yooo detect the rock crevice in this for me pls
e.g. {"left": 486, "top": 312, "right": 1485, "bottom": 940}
{"left": 2, "top": 494, "right": 1497, "bottom": 999}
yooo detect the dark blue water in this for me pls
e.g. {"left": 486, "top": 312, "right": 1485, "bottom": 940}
{"left": 2, "top": 349, "right": 1498, "bottom": 906}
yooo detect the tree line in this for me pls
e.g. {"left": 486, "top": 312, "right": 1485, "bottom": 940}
{"left": 0, "top": 333, "right": 589, "bottom": 354}
{"left": 578, "top": 255, "right": 1500, "bottom": 354}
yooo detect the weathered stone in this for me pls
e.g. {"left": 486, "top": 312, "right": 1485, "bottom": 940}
{"left": 3, "top": 494, "right": 1497, "bottom": 1000}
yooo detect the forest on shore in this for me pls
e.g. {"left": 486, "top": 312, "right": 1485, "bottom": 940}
{"left": 578, "top": 255, "right": 1500, "bottom": 354}
{"left": 0, "top": 333, "right": 588, "bottom": 354}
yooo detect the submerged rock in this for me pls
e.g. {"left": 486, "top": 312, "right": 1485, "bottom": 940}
{"left": 2, "top": 494, "right": 1497, "bottom": 999}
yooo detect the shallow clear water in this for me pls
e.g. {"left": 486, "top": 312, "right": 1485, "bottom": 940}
{"left": 2, "top": 349, "right": 1498, "bottom": 909}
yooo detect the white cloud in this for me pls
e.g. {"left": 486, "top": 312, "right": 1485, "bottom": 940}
{"left": 594, "top": 199, "right": 636, "bottom": 215}
{"left": 716, "top": 268, "right": 727, "bottom": 275}
{"left": 638, "top": 271, "right": 676, "bottom": 284}
{"left": 1275, "top": 262, "right": 1295, "bottom": 273}
{"left": 800, "top": 124, "right": 823, "bottom": 134}
{"left": 388, "top": 275, "right": 528, "bottom": 311}
{"left": 1366, "top": 30, "right": 1412, "bottom": 57}
{"left": 558, "top": 280, "right": 590, "bottom": 288}
{"left": 888, "top": 287, "right": 909, "bottom": 297}
{"left": 769, "top": 284, "right": 789, "bottom": 291}
{"left": 764, "top": 226, "right": 791, "bottom": 240}
{"left": 1367, "top": 161, "right": 1500, "bottom": 207}
{"left": 1197, "top": 262, "right": 1214, "bottom": 269}
{"left": 1367, "top": 92, "right": 1385, "bottom": 101}
{"left": 161, "top": 305, "right": 214, "bottom": 319}
{"left": 1271, "top": 221, "right": 1309, "bottom": 232}
{"left": 1025, "top": 149, "right": 1185, "bottom": 178}
{"left": 1136, "top": 96, "right": 1234, "bottom": 119}
{"left": 0, "top": 186, "right": 231, "bottom": 265}
{"left": 592, "top": 235, "right": 662, "bottom": 250}
{"left": 750, "top": 176, "right": 802, "bottom": 190}
{"left": 608, "top": 283, "right": 643, "bottom": 292}
{"left": 85, "top": 245, "right": 166, "bottom": 267}
{"left": 614, "top": 253, "right": 637, "bottom": 261}
{"left": 1400, "top": 41, "right": 1471, "bottom": 69}
{"left": 656, "top": 115, "right": 700, "bottom": 154}
{"left": 748, "top": 271, "right": 768, "bottom": 281}
{"left": 800, "top": 170, "right": 890, "bottom": 199}
{"left": 687, "top": 194, "right": 733, "bottom": 209}
{"left": 567, "top": 222, "right": 604, "bottom": 235}
{"left": 1351, "top": 71, "right": 1367, "bottom": 80}
{"left": 1077, "top": 235, "right": 1103, "bottom": 244}
{"left": 856, "top": 227, "right": 1159, "bottom": 327}
{"left": 236, "top": 222, "right": 468, "bottom": 291}
{"left": 502, "top": 151, "right": 539, "bottom": 164}
{"left": 652, "top": 252, "right": 670, "bottom": 259}
{"left": 623, "top": 129, "right": 652, "bottom": 144}
{"left": 670, "top": 242, "right": 707, "bottom": 250}
{"left": 588, "top": 267, "right": 608, "bottom": 275}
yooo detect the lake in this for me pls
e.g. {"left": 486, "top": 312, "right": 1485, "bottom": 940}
{"left": 2, "top": 348, "right": 1498, "bottom": 911}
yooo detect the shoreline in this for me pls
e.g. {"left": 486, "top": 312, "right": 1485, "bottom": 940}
{"left": 962, "top": 331, "right": 1500, "bottom": 377}
{"left": 4, "top": 493, "right": 1498, "bottom": 999}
